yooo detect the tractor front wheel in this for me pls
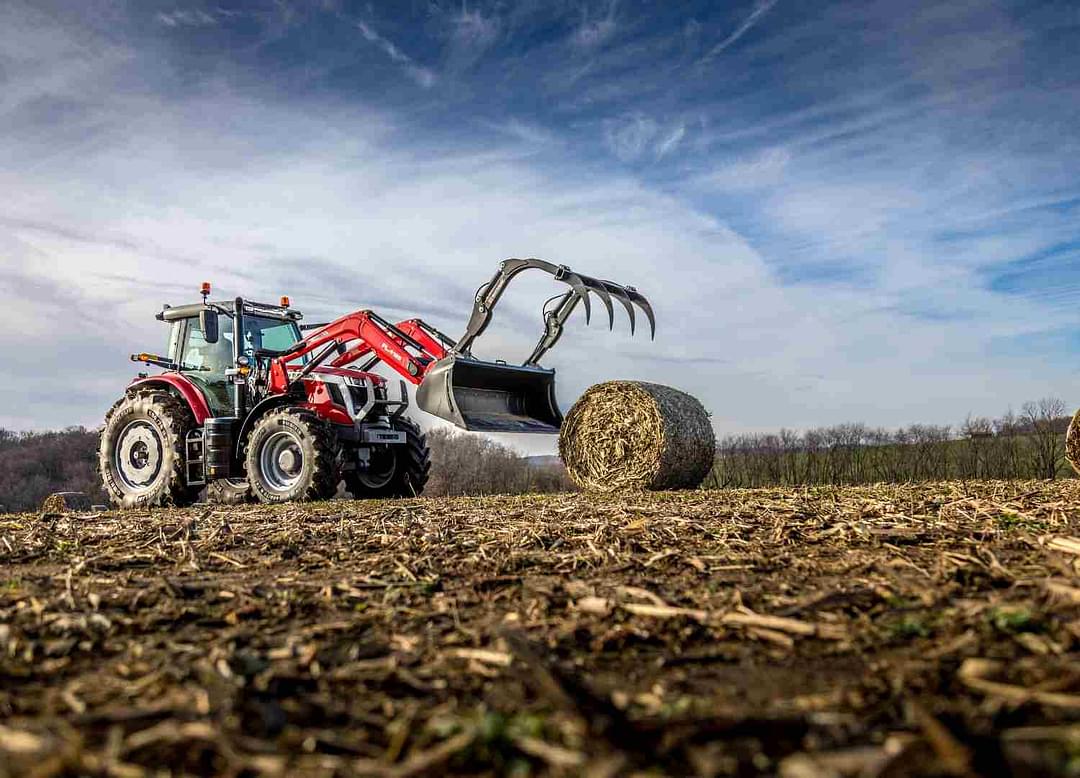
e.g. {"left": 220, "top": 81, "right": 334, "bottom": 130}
{"left": 246, "top": 408, "right": 341, "bottom": 504}
{"left": 99, "top": 390, "right": 201, "bottom": 508}
{"left": 345, "top": 417, "right": 431, "bottom": 499}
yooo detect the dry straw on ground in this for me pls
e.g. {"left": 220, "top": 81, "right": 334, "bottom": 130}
{"left": 1067, "top": 407, "right": 1080, "bottom": 475}
{"left": 559, "top": 381, "right": 715, "bottom": 492}
{"left": 2, "top": 481, "right": 1080, "bottom": 776}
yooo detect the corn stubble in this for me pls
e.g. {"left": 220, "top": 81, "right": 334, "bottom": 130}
{"left": 2, "top": 481, "right": 1080, "bottom": 776}
{"left": 559, "top": 381, "right": 716, "bottom": 492}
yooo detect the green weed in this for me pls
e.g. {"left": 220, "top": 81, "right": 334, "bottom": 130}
{"left": 987, "top": 606, "right": 1039, "bottom": 634}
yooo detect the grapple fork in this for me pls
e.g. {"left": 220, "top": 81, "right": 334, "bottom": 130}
{"left": 416, "top": 258, "right": 654, "bottom": 433}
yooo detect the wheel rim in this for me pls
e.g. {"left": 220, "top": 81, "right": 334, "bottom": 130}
{"left": 115, "top": 420, "right": 164, "bottom": 492}
{"left": 258, "top": 430, "right": 305, "bottom": 493}
{"left": 357, "top": 448, "right": 396, "bottom": 489}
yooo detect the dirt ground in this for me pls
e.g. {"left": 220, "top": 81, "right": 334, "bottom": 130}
{"left": 2, "top": 481, "right": 1080, "bottom": 777}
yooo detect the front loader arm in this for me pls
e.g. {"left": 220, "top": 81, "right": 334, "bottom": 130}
{"left": 329, "top": 318, "right": 455, "bottom": 372}
{"left": 271, "top": 311, "right": 448, "bottom": 389}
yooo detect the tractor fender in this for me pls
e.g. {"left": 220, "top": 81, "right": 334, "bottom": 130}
{"left": 129, "top": 375, "right": 211, "bottom": 425}
{"left": 235, "top": 395, "right": 294, "bottom": 455}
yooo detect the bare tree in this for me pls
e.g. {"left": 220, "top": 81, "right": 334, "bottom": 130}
{"left": 704, "top": 396, "right": 1077, "bottom": 488}
{"left": 1022, "top": 397, "right": 1067, "bottom": 479}
{"left": 959, "top": 416, "right": 993, "bottom": 480}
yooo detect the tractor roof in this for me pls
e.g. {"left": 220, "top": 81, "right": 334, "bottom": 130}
{"left": 157, "top": 299, "right": 302, "bottom": 323}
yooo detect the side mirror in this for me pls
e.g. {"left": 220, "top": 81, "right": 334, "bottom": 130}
{"left": 200, "top": 309, "right": 219, "bottom": 344}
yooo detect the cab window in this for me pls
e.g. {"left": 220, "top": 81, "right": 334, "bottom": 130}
{"left": 241, "top": 317, "right": 302, "bottom": 358}
{"left": 180, "top": 315, "right": 235, "bottom": 416}
{"left": 182, "top": 316, "right": 235, "bottom": 377}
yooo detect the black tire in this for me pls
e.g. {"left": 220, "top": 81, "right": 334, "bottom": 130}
{"left": 245, "top": 408, "right": 341, "bottom": 504}
{"left": 206, "top": 478, "right": 253, "bottom": 505}
{"left": 345, "top": 417, "right": 430, "bottom": 499}
{"left": 99, "top": 389, "right": 201, "bottom": 509}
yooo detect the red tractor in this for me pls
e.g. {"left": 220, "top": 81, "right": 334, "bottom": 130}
{"left": 99, "top": 259, "right": 654, "bottom": 506}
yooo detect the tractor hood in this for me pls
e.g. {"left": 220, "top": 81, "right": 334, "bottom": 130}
{"left": 288, "top": 365, "right": 387, "bottom": 386}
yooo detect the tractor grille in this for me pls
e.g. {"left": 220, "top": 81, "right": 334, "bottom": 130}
{"left": 348, "top": 385, "right": 368, "bottom": 409}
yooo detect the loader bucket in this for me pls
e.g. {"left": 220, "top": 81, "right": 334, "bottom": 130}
{"left": 416, "top": 356, "right": 562, "bottom": 433}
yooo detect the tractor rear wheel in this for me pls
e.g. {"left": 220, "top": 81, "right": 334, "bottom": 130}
{"left": 246, "top": 408, "right": 341, "bottom": 503}
{"left": 345, "top": 417, "right": 430, "bottom": 499}
{"left": 99, "top": 389, "right": 201, "bottom": 508}
{"left": 206, "top": 478, "right": 253, "bottom": 505}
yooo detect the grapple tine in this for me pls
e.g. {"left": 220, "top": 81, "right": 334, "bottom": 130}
{"left": 560, "top": 271, "right": 592, "bottom": 325}
{"left": 450, "top": 257, "right": 654, "bottom": 375}
{"left": 579, "top": 274, "right": 614, "bottom": 330}
{"left": 600, "top": 280, "right": 636, "bottom": 335}
{"left": 625, "top": 286, "right": 655, "bottom": 338}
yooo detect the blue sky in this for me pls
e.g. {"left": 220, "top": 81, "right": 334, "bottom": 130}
{"left": 2, "top": 0, "right": 1079, "bottom": 451}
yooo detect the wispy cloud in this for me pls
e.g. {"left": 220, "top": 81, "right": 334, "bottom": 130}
{"left": 481, "top": 118, "right": 561, "bottom": 147}
{"left": 571, "top": 1, "right": 618, "bottom": 50}
{"left": 156, "top": 9, "right": 220, "bottom": 28}
{"left": 655, "top": 123, "right": 686, "bottom": 159}
{"left": 354, "top": 19, "right": 436, "bottom": 88}
{"left": 443, "top": 5, "right": 501, "bottom": 70}
{"left": 697, "top": 147, "right": 790, "bottom": 189}
{"left": 602, "top": 114, "right": 658, "bottom": 161}
{"left": 699, "top": 0, "right": 780, "bottom": 64}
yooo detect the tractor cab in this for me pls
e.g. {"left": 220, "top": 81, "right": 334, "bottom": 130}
{"left": 156, "top": 298, "right": 305, "bottom": 416}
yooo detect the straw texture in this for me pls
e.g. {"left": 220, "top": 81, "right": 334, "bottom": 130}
{"left": 1067, "top": 407, "right": 1080, "bottom": 475}
{"left": 559, "top": 381, "right": 715, "bottom": 492}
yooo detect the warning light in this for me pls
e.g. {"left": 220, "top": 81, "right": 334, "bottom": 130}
{"left": 200, "top": 281, "right": 211, "bottom": 301}
{"left": 280, "top": 296, "right": 291, "bottom": 308}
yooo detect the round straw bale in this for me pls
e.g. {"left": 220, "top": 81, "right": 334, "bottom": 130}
{"left": 558, "top": 381, "right": 715, "bottom": 492}
{"left": 1067, "top": 407, "right": 1080, "bottom": 475}
{"left": 40, "top": 491, "right": 91, "bottom": 515}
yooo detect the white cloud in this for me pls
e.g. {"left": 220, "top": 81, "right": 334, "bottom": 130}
{"left": 4, "top": 75, "right": 1074, "bottom": 445}
{"left": 698, "top": 146, "right": 790, "bottom": 189}
{"left": 602, "top": 114, "right": 658, "bottom": 161}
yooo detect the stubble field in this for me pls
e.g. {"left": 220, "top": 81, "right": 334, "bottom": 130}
{"left": 2, "top": 481, "right": 1080, "bottom": 776}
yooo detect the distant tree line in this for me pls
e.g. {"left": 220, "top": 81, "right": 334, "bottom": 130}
{"left": 704, "top": 398, "right": 1073, "bottom": 488}
{"left": 424, "top": 428, "right": 573, "bottom": 496}
{"left": 0, "top": 428, "right": 107, "bottom": 513}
